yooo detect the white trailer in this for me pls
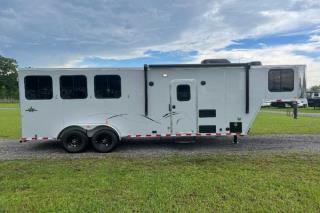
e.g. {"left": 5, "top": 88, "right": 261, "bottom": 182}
{"left": 18, "top": 60, "right": 306, "bottom": 153}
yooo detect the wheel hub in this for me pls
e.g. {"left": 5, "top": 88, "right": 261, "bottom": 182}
{"left": 97, "top": 135, "right": 111, "bottom": 146}
{"left": 69, "top": 136, "right": 80, "bottom": 147}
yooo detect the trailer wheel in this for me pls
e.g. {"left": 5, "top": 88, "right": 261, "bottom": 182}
{"left": 91, "top": 129, "right": 119, "bottom": 153}
{"left": 61, "top": 130, "right": 89, "bottom": 153}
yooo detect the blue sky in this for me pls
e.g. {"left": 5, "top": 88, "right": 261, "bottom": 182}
{"left": 0, "top": 0, "right": 319, "bottom": 85}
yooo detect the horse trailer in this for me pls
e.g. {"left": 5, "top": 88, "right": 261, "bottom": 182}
{"left": 18, "top": 60, "right": 306, "bottom": 153}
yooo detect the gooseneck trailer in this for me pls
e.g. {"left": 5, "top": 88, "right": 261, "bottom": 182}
{"left": 18, "top": 60, "right": 306, "bottom": 153}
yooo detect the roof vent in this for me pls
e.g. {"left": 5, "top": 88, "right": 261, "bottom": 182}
{"left": 201, "top": 59, "right": 231, "bottom": 64}
{"left": 250, "top": 61, "right": 262, "bottom": 66}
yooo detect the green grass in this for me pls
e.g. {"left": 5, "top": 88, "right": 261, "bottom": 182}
{"left": 250, "top": 112, "right": 320, "bottom": 135}
{"left": 261, "top": 107, "right": 320, "bottom": 113}
{"left": 0, "top": 103, "right": 18, "bottom": 108}
{"left": 1, "top": 154, "right": 320, "bottom": 212}
{"left": 0, "top": 107, "right": 20, "bottom": 139}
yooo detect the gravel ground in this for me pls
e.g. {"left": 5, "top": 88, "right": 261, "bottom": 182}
{"left": 1, "top": 135, "right": 320, "bottom": 160}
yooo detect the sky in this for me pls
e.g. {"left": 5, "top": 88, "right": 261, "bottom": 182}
{"left": 0, "top": 0, "right": 319, "bottom": 86}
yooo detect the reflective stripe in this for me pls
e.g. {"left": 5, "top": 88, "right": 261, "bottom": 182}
{"left": 125, "top": 132, "right": 244, "bottom": 138}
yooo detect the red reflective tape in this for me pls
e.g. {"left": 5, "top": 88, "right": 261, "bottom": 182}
{"left": 146, "top": 134, "right": 151, "bottom": 137}
{"left": 127, "top": 135, "right": 131, "bottom": 138}
{"left": 216, "top": 133, "right": 221, "bottom": 136}
{"left": 136, "top": 134, "right": 141, "bottom": 137}
{"left": 166, "top": 134, "right": 171, "bottom": 137}
{"left": 196, "top": 133, "right": 201, "bottom": 136}
{"left": 156, "top": 134, "right": 161, "bottom": 137}
{"left": 205, "top": 133, "right": 211, "bottom": 136}
{"left": 42, "top": 137, "right": 48, "bottom": 140}
{"left": 176, "top": 133, "right": 181, "bottom": 136}
{"left": 186, "top": 133, "right": 192, "bottom": 136}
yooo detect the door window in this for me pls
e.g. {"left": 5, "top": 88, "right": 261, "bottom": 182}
{"left": 177, "top": 84, "right": 190, "bottom": 101}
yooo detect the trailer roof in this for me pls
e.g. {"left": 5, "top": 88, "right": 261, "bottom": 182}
{"left": 19, "top": 62, "right": 306, "bottom": 71}
{"left": 147, "top": 62, "right": 253, "bottom": 69}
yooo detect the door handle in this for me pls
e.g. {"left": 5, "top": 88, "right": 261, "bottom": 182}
{"left": 172, "top": 105, "right": 176, "bottom": 109}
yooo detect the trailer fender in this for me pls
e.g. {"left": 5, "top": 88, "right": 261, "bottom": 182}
{"left": 57, "top": 125, "right": 86, "bottom": 140}
{"left": 87, "top": 125, "right": 121, "bottom": 140}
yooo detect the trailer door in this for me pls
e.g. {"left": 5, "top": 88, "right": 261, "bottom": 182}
{"left": 170, "top": 79, "right": 197, "bottom": 134}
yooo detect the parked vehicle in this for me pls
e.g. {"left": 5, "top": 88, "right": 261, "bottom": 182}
{"left": 261, "top": 100, "right": 272, "bottom": 107}
{"left": 18, "top": 60, "right": 306, "bottom": 153}
{"left": 270, "top": 98, "right": 308, "bottom": 108}
{"left": 307, "top": 91, "right": 320, "bottom": 107}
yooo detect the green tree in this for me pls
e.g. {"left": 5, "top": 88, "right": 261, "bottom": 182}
{"left": 310, "top": 85, "right": 320, "bottom": 92}
{"left": 0, "top": 55, "right": 18, "bottom": 100}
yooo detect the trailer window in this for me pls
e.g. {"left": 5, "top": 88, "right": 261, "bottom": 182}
{"left": 177, "top": 84, "right": 190, "bottom": 101}
{"left": 268, "top": 69, "right": 294, "bottom": 92}
{"left": 94, "top": 75, "right": 121, "bottom": 99}
{"left": 60, "top": 75, "right": 87, "bottom": 99}
{"left": 25, "top": 76, "right": 53, "bottom": 100}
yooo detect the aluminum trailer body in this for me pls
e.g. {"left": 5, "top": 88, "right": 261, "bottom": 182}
{"left": 18, "top": 62, "right": 306, "bottom": 152}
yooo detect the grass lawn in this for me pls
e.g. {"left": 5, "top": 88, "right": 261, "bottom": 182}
{"left": 1, "top": 154, "right": 320, "bottom": 212}
{"left": 1, "top": 105, "right": 320, "bottom": 212}
{"left": 0, "top": 103, "right": 19, "bottom": 108}
{"left": 250, "top": 112, "right": 320, "bottom": 135}
{"left": 261, "top": 107, "right": 320, "bottom": 113}
{"left": 0, "top": 106, "right": 20, "bottom": 139}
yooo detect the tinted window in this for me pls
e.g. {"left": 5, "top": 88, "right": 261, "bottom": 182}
{"left": 177, "top": 84, "right": 190, "bottom": 101}
{"left": 25, "top": 76, "right": 53, "bottom": 100}
{"left": 268, "top": 69, "right": 294, "bottom": 92}
{"left": 60, "top": 75, "right": 87, "bottom": 99}
{"left": 94, "top": 75, "right": 121, "bottom": 98}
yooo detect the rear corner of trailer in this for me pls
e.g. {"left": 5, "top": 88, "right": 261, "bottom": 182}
{"left": 17, "top": 68, "right": 25, "bottom": 142}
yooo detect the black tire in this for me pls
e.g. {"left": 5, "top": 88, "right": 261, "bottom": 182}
{"left": 61, "top": 130, "right": 89, "bottom": 153}
{"left": 91, "top": 129, "right": 119, "bottom": 153}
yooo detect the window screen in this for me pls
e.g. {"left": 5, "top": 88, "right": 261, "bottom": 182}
{"left": 177, "top": 84, "right": 190, "bottom": 101}
{"left": 25, "top": 76, "right": 53, "bottom": 100}
{"left": 60, "top": 75, "right": 87, "bottom": 99}
{"left": 94, "top": 75, "right": 121, "bottom": 98}
{"left": 268, "top": 69, "right": 294, "bottom": 92}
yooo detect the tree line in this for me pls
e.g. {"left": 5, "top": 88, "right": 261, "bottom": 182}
{"left": 0, "top": 55, "right": 19, "bottom": 100}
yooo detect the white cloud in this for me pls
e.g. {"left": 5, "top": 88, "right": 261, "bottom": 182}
{"left": 0, "top": 0, "right": 319, "bottom": 86}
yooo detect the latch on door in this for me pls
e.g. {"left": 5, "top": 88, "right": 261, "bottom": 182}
{"left": 169, "top": 104, "right": 176, "bottom": 111}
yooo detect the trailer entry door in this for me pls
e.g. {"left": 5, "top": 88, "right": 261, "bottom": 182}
{"left": 170, "top": 79, "right": 197, "bottom": 134}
